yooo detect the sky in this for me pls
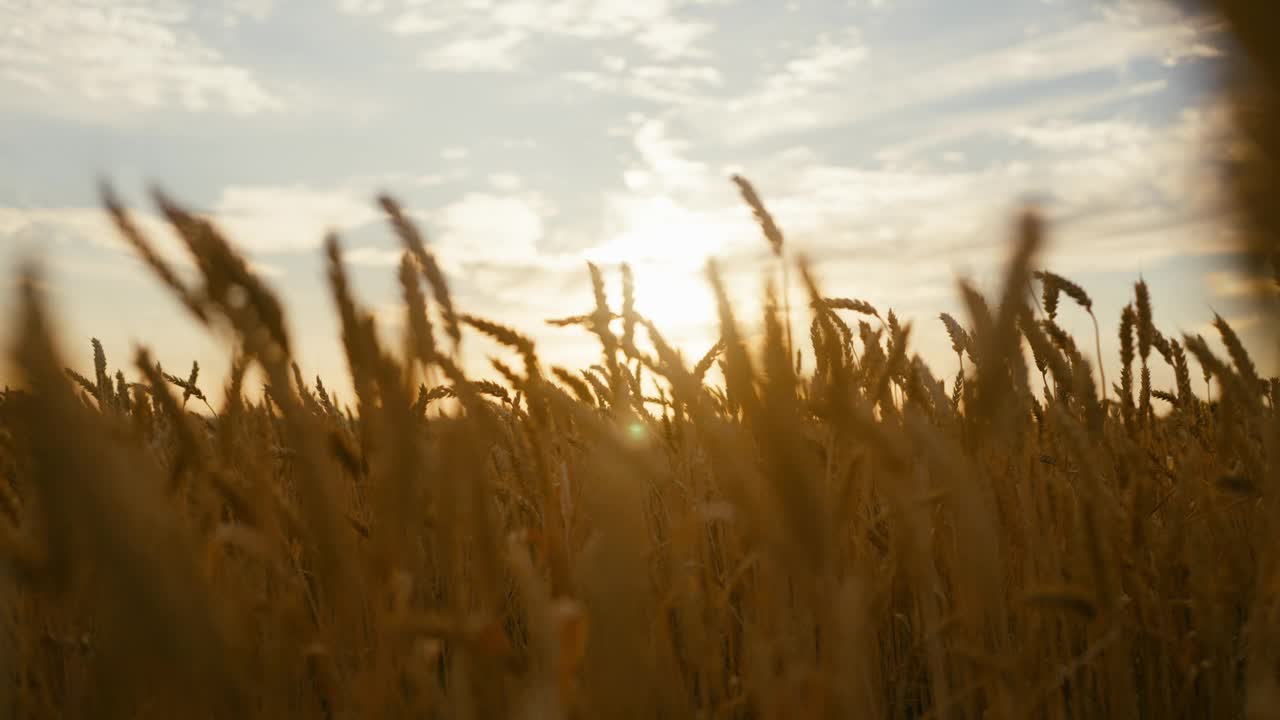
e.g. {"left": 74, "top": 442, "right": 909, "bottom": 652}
{"left": 0, "top": 0, "right": 1273, "bottom": 401}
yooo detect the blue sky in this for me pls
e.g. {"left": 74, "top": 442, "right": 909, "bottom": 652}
{"left": 0, "top": 0, "right": 1270, "bottom": 398}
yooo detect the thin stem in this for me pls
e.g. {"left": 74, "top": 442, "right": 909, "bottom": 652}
{"left": 201, "top": 396, "right": 220, "bottom": 421}
{"left": 1089, "top": 310, "right": 1107, "bottom": 404}
{"left": 1028, "top": 278, "right": 1046, "bottom": 320}
{"left": 781, "top": 255, "right": 794, "bottom": 372}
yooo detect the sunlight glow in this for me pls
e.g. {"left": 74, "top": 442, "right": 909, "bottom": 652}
{"left": 587, "top": 195, "right": 756, "bottom": 339}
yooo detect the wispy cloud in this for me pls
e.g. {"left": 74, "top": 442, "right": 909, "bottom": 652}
{"left": 750, "top": 28, "right": 868, "bottom": 106}
{"left": 711, "top": 3, "right": 1220, "bottom": 144}
{"left": 0, "top": 205, "right": 189, "bottom": 265}
{"left": 564, "top": 63, "right": 723, "bottom": 105}
{"left": 343, "top": 246, "right": 402, "bottom": 267}
{"left": 1011, "top": 120, "right": 1153, "bottom": 152}
{"left": 206, "top": 184, "right": 383, "bottom": 252}
{"left": 584, "top": 90, "right": 1231, "bottom": 309}
{"left": 0, "top": 0, "right": 280, "bottom": 116}
{"left": 432, "top": 192, "right": 551, "bottom": 265}
{"left": 0, "top": 0, "right": 1251, "bottom": 383}
{"left": 1, "top": 182, "right": 387, "bottom": 266}
{"left": 1203, "top": 270, "right": 1280, "bottom": 300}
{"left": 341, "top": 0, "right": 717, "bottom": 72}
{"left": 420, "top": 30, "right": 527, "bottom": 72}
{"left": 222, "top": 0, "right": 274, "bottom": 25}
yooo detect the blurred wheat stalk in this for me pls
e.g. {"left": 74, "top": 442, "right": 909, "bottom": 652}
{"left": 1206, "top": 0, "right": 1280, "bottom": 291}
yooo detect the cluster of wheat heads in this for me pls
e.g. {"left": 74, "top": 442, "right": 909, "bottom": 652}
{"left": 0, "top": 179, "right": 1276, "bottom": 719}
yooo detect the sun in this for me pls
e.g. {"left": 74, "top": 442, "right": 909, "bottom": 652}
{"left": 581, "top": 192, "right": 775, "bottom": 362}
{"left": 627, "top": 262, "right": 716, "bottom": 331}
{"left": 586, "top": 198, "right": 730, "bottom": 338}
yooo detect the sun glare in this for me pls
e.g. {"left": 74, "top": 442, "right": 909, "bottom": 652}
{"left": 587, "top": 197, "right": 749, "bottom": 346}
{"left": 585, "top": 190, "right": 778, "bottom": 342}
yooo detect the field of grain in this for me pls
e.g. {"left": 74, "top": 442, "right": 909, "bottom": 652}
{"left": 0, "top": 171, "right": 1274, "bottom": 718}
{"left": 2, "top": 1, "right": 1279, "bottom": 717}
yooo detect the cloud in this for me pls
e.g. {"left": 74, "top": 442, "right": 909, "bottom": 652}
{"left": 0, "top": 180, "right": 424, "bottom": 263}
{"left": 336, "top": 0, "right": 385, "bottom": 15}
{"left": 1, "top": 0, "right": 1248, "bottom": 384}
{"left": 904, "top": 6, "right": 1216, "bottom": 103}
{"left": 208, "top": 184, "right": 382, "bottom": 252}
{"left": 631, "top": 118, "right": 713, "bottom": 192}
{"left": 0, "top": 177, "right": 554, "bottom": 281}
{"left": 0, "top": 0, "right": 280, "bottom": 116}
{"left": 564, "top": 63, "right": 722, "bottom": 104}
{"left": 1193, "top": 312, "right": 1264, "bottom": 339}
{"left": 754, "top": 29, "right": 868, "bottom": 105}
{"left": 634, "top": 15, "right": 712, "bottom": 60}
{"left": 343, "top": 246, "right": 402, "bottom": 267}
{"left": 248, "top": 259, "right": 285, "bottom": 277}
{"left": 1011, "top": 120, "right": 1153, "bottom": 152}
{"left": 488, "top": 173, "right": 523, "bottom": 191}
{"left": 419, "top": 30, "right": 527, "bottom": 72}
{"left": 387, "top": 9, "right": 443, "bottom": 35}
{"left": 713, "top": 5, "right": 1220, "bottom": 144}
{"left": 874, "top": 80, "right": 1170, "bottom": 162}
{"left": 1203, "top": 270, "right": 1280, "bottom": 300}
{"left": 0, "top": 187, "right": 380, "bottom": 279}
{"left": 584, "top": 94, "right": 1233, "bottom": 322}
{"left": 341, "top": 0, "right": 717, "bottom": 72}
{"left": 220, "top": 0, "right": 274, "bottom": 24}
{"left": 432, "top": 192, "right": 550, "bottom": 264}
{"left": 0, "top": 205, "right": 190, "bottom": 266}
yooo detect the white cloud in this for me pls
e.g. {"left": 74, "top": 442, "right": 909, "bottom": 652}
{"left": 0, "top": 0, "right": 280, "bottom": 116}
{"left": 488, "top": 173, "right": 523, "bottom": 191}
{"left": 720, "top": 27, "right": 866, "bottom": 108}
{"left": 634, "top": 16, "right": 712, "bottom": 60}
{"left": 632, "top": 118, "right": 712, "bottom": 192}
{"left": 432, "top": 192, "right": 550, "bottom": 264}
{"left": 567, "top": 101, "right": 1234, "bottom": 372}
{"left": 875, "top": 79, "right": 1169, "bottom": 163}
{"left": 0, "top": 205, "right": 190, "bottom": 263}
{"left": 221, "top": 0, "right": 274, "bottom": 24}
{"left": 208, "top": 184, "right": 382, "bottom": 252}
{"left": 419, "top": 30, "right": 526, "bottom": 72}
{"left": 0, "top": 178, "right": 561, "bottom": 279}
{"left": 343, "top": 246, "right": 402, "bottom": 267}
{"left": 761, "top": 29, "right": 868, "bottom": 101}
{"left": 933, "top": 9, "right": 1213, "bottom": 95}
{"left": 0, "top": 0, "right": 1246, "bottom": 384}
{"left": 1193, "top": 312, "right": 1264, "bottom": 338}
{"left": 0, "top": 184, "right": 386, "bottom": 269}
{"left": 714, "top": 6, "right": 1218, "bottom": 144}
{"left": 343, "top": 0, "right": 717, "bottom": 72}
{"left": 336, "top": 0, "right": 385, "bottom": 15}
{"left": 1012, "top": 120, "right": 1152, "bottom": 152}
{"left": 248, "top": 259, "right": 284, "bottom": 277}
{"left": 1203, "top": 271, "right": 1280, "bottom": 300}
{"left": 565, "top": 63, "right": 722, "bottom": 104}
{"left": 584, "top": 97, "right": 1231, "bottom": 324}
{"left": 388, "top": 9, "right": 443, "bottom": 35}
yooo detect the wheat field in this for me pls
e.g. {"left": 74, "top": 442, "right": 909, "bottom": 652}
{"left": 2, "top": 1, "right": 1280, "bottom": 717}
{"left": 0, "top": 175, "right": 1274, "bottom": 718}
